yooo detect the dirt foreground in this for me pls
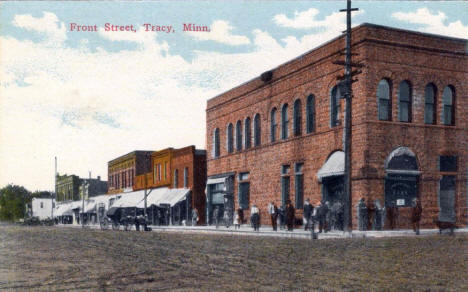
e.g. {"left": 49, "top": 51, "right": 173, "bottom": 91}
{"left": 0, "top": 224, "right": 467, "bottom": 291}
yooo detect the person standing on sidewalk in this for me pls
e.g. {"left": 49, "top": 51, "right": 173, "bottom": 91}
{"left": 191, "top": 208, "right": 199, "bottom": 226}
{"left": 234, "top": 209, "right": 240, "bottom": 230}
{"left": 411, "top": 197, "right": 422, "bottom": 235}
{"left": 278, "top": 205, "right": 285, "bottom": 230}
{"left": 303, "top": 199, "right": 313, "bottom": 231}
{"left": 213, "top": 206, "right": 220, "bottom": 229}
{"left": 268, "top": 202, "right": 278, "bottom": 231}
{"left": 251, "top": 204, "right": 260, "bottom": 231}
{"left": 285, "top": 200, "right": 295, "bottom": 231}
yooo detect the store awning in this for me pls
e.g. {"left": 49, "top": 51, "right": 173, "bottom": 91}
{"left": 317, "top": 151, "right": 345, "bottom": 182}
{"left": 111, "top": 190, "right": 146, "bottom": 208}
{"left": 159, "top": 188, "right": 190, "bottom": 206}
{"left": 55, "top": 203, "right": 73, "bottom": 216}
{"left": 136, "top": 188, "right": 190, "bottom": 208}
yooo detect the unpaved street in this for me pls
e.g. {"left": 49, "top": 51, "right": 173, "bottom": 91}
{"left": 0, "top": 224, "right": 467, "bottom": 291}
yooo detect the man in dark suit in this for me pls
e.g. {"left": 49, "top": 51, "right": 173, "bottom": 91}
{"left": 303, "top": 198, "right": 313, "bottom": 231}
{"left": 285, "top": 200, "right": 295, "bottom": 231}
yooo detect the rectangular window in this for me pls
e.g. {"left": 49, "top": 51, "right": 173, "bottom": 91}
{"left": 439, "top": 156, "right": 457, "bottom": 172}
{"left": 238, "top": 182, "right": 250, "bottom": 210}
{"left": 122, "top": 172, "right": 126, "bottom": 188}
{"left": 281, "top": 165, "right": 290, "bottom": 206}
{"left": 439, "top": 175, "right": 456, "bottom": 222}
{"left": 295, "top": 163, "right": 304, "bottom": 209}
{"left": 40, "top": 202, "right": 43, "bottom": 208}
{"left": 183, "top": 167, "right": 188, "bottom": 188}
{"left": 174, "top": 169, "right": 178, "bottom": 188}
{"left": 154, "top": 165, "right": 157, "bottom": 183}
{"left": 158, "top": 164, "right": 161, "bottom": 181}
{"left": 164, "top": 162, "right": 168, "bottom": 180}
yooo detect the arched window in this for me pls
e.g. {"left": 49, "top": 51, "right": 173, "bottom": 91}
{"left": 213, "top": 128, "right": 220, "bottom": 158}
{"left": 442, "top": 86, "right": 455, "bottom": 126}
{"left": 306, "top": 94, "right": 315, "bottom": 133}
{"left": 254, "top": 114, "right": 261, "bottom": 146}
{"left": 398, "top": 81, "right": 412, "bottom": 122}
{"left": 330, "top": 86, "right": 340, "bottom": 127}
{"left": 270, "top": 108, "right": 277, "bottom": 142}
{"left": 424, "top": 83, "right": 436, "bottom": 124}
{"left": 377, "top": 79, "right": 391, "bottom": 121}
{"left": 227, "top": 123, "right": 234, "bottom": 153}
{"left": 236, "top": 120, "right": 242, "bottom": 151}
{"left": 293, "top": 99, "right": 302, "bottom": 136}
{"left": 281, "top": 104, "right": 289, "bottom": 139}
{"left": 244, "top": 117, "right": 251, "bottom": 149}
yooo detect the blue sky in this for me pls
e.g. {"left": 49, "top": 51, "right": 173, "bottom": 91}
{"left": 1, "top": 1, "right": 467, "bottom": 191}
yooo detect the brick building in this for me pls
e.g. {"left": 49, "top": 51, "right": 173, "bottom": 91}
{"left": 107, "top": 151, "right": 153, "bottom": 194}
{"left": 205, "top": 23, "right": 468, "bottom": 229}
{"left": 134, "top": 146, "right": 207, "bottom": 224}
{"left": 56, "top": 174, "right": 81, "bottom": 201}
{"left": 79, "top": 176, "right": 108, "bottom": 199}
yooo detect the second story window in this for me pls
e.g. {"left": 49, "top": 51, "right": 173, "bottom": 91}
{"left": 306, "top": 94, "right": 315, "bottom": 133}
{"left": 425, "top": 83, "right": 436, "bottom": 124}
{"left": 174, "top": 169, "right": 178, "bottom": 188}
{"left": 270, "top": 108, "right": 277, "bottom": 142}
{"left": 330, "top": 86, "right": 340, "bottom": 127}
{"left": 183, "top": 167, "right": 188, "bottom": 188}
{"left": 254, "top": 114, "right": 261, "bottom": 146}
{"left": 236, "top": 120, "right": 242, "bottom": 151}
{"left": 213, "top": 128, "right": 220, "bottom": 158}
{"left": 398, "top": 80, "right": 412, "bottom": 122}
{"left": 293, "top": 99, "right": 302, "bottom": 136}
{"left": 377, "top": 79, "right": 391, "bottom": 121}
{"left": 442, "top": 86, "right": 455, "bottom": 126}
{"left": 281, "top": 104, "right": 289, "bottom": 140}
{"left": 245, "top": 117, "right": 251, "bottom": 149}
{"left": 227, "top": 123, "right": 234, "bottom": 153}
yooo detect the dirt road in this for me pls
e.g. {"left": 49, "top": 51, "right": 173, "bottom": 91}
{"left": 0, "top": 224, "right": 466, "bottom": 291}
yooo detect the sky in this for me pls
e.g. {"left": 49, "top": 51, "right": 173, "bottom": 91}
{"left": 1, "top": 1, "right": 467, "bottom": 192}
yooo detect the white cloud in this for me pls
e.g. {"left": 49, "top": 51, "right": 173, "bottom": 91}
{"left": 273, "top": 8, "right": 362, "bottom": 30}
{"left": 392, "top": 8, "right": 468, "bottom": 38}
{"left": 186, "top": 20, "right": 250, "bottom": 46}
{"left": 1, "top": 9, "right": 362, "bottom": 191}
{"left": 12, "top": 12, "right": 67, "bottom": 45}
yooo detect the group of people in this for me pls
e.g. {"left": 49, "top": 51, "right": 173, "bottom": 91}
{"left": 202, "top": 196, "right": 423, "bottom": 234}
{"left": 356, "top": 197, "right": 422, "bottom": 234}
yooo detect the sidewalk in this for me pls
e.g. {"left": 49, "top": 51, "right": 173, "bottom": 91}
{"left": 60, "top": 223, "right": 468, "bottom": 240}
{"left": 147, "top": 224, "right": 468, "bottom": 239}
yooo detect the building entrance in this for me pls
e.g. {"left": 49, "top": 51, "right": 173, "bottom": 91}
{"left": 322, "top": 176, "right": 344, "bottom": 204}
{"left": 384, "top": 147, "right": 420, "bottom": 208}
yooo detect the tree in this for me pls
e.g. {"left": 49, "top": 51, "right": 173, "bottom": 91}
{"left": 0, "top": 184, "right": 31, "bottom": 221}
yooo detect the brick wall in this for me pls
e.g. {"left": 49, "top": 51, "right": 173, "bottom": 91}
{"left": 206, "top": 23, "right": 468, "bottom": 229}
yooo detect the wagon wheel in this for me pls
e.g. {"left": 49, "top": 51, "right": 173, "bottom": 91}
{"left": 112, "top": 221, "right": 120, "bottom": 230}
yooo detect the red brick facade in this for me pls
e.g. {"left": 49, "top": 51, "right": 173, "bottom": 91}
{"left": 206, "top": 23, "right": 468, "bottom": 229}
{"left": 133, "top": 146, "right": 207, "bottom": 223}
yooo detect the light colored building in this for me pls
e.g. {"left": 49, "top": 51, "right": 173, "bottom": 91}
{"left": 32, "top": 198, "right": 55, "bottom": 220}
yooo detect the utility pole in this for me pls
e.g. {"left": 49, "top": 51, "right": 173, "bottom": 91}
{"left": 339, "top": 0, "right": 359, "bottom": 232}
{"left": 53, "top": 156, "right": 57, "bottom": 219}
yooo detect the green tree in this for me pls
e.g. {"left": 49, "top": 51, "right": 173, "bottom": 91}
{"left": 0, "top": 184, "right": 31, "bottom": 221}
